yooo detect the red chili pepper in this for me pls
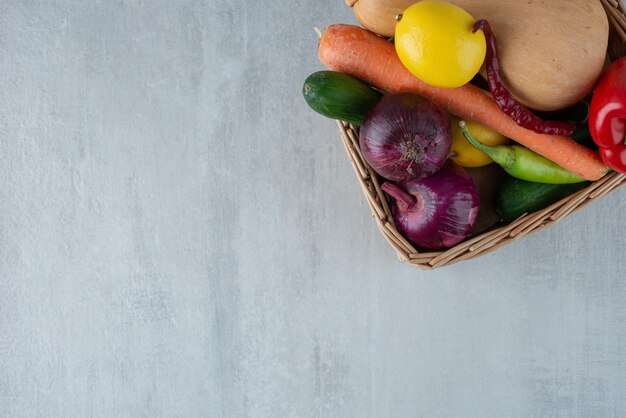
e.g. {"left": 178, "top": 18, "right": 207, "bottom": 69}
{"left": 472, "top": 20, "right": 575, "bottom": 136}
{"left": 589, "top": 56, "right": 626, "bottom": 174}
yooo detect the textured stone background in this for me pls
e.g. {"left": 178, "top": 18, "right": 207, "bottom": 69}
{"left": 1, "top": 1, "right": 626, "bottom": 417}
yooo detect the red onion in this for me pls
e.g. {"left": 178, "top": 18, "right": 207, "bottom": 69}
{"left": 380, "top": 165, "right": 480, "bottom": 250}
{"left": 360, "top": 93, "right": 452, "bottom": 182}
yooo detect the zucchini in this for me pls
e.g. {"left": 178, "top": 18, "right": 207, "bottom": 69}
{"left": 302, "top": 71, "right": 381, "bottom": 126}
{"left": 495, "top": 176, "right": 590, "bottom": 222}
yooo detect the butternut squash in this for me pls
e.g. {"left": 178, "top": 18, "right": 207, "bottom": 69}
{"left": 346, "top": 0, "right": 415, "bottom": 37}
{"left": 346, "top": 0, "right": 609, "bottom": 111}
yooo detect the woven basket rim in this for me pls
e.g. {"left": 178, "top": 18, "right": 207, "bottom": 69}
{"left": 338, "top": 0, "right": 626, "bottom": 270}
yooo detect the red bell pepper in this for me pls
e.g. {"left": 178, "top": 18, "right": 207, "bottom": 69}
{"left": 589, "top": 56, "right": 626, "bottom": 174}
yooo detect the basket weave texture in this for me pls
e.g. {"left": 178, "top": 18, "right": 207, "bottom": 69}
{"left": 338, "top": 0, "right": 626, "bottom": 270}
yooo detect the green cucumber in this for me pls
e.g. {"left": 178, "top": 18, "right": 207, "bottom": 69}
{"left": 495, "top": 176, "right": 590, "bottom": 222}
{"left": 302, "top": 71, "right": 381, "bottom": 126}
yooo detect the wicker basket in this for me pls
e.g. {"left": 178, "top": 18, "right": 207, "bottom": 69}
{"left": 337, "top": 0, "right": 626, "bottom": 270}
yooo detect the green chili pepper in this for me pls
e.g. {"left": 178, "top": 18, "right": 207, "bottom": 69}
{"left": 458, "top": 121, "right": 586, "bottom": 184}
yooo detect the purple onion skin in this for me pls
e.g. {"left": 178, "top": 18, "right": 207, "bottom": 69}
{"left": 360, "top": 93, "right": 452, "bottom": 182}
{"left": 381, "top": 165, "right": 480, "bottom": 250}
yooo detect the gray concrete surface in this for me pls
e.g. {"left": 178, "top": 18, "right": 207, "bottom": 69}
{"left": 1, "top": 1, "right": 626, "bottom": 417}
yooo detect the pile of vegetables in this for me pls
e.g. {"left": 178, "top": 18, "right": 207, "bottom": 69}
{"left": 303, "top": 0, "right": 624, "bottom": 251}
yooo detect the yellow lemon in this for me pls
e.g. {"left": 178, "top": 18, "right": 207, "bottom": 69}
{"left": 449, "top": 118, "right": 509, "bottom": 168}
{"left": 395, "top": 0, "right": 486, "bottom": 88}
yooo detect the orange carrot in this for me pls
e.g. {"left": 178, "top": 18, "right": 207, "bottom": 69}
{"left": 318, "top": 24, "right": 609, "bottom": 181}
